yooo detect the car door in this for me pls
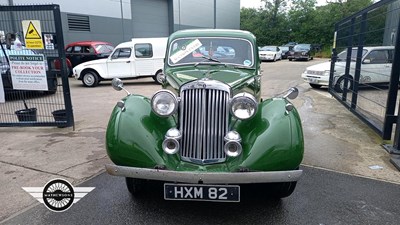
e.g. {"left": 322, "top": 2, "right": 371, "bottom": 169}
{"left": 66, "top": 46, "right": 83, "bottom": 68}
{"left": 361, "top": 49, "right": 392, "bottom": 83}
{"left": 133, "top": 43, "right": 154, "bottom": 76}
{"left": 106, "top": 48, "right": 133, "bottom": 78}
{"left": 276, "top": 47, "right": 282, "bottom": 59}
{"left": 80, "top": 45, "right": 97, "bottom": 64}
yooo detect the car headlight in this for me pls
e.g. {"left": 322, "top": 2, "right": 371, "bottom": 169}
{"left": 230, "top": 93, "right": 258, "bottom": 120}
{"left": 151, "top": 90, "right": 178, "bottom": 117}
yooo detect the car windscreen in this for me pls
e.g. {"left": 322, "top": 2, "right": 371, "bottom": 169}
{"left": 168, "top": 37, "right": 254, "bottom": 67}
{"left": 95, "top": 44, "right": 115, "bottom": 54}
{"left": 260, "top": 46, "right": 277, "bottom": 51}
{"left": 280, "top": 46, "right": 289, "bottom": 51}
{"left": 0, "top": 47, "right": 37, "bottom": 63}
{"left": 293, "top": 44, "right": 310, "bottom": 51}
{"left": 337, "top": 49, "right": 368, "bottom": 62}
{"left": 0, "top": 47, "right": 40, "bottom": 72}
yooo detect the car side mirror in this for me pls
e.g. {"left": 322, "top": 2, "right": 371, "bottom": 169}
{"left": 112, "top": 78, "right": 131, "bottom": 95}
{"left": 363, "top": 59, "right": 371, "bottom": 64}
{"left": 283, "top": 87, "right": 299, "bottom": 100}
{"left": 112, "top": 78, "right": 123, "bottom": 91}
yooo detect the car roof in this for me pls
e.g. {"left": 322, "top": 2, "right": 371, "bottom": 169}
{"left": 353, "top": 46, "right": 395, "bottom": 50}
{"left": 66, "top": 41, "right": 112, "bottom": 47}
{"left": 115, "top": 41, "right": 133, "bottom": 48}
{"left": 169, "top": 29, "right": 256, "bottom": 41}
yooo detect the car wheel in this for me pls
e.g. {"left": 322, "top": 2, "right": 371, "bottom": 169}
{"left": 271, "top": 182, "right": 297, "bottom": 198}
{"left": 153, "top": 70, "right": 164, "bottom": 84}
{"left": 309, "top": 83, "right": 322, "bottom": 89}
{"left": 45, "top": 77, "right": 58, "bottom": 95}
{"left": 82, "top": 71, "right": 99, "bottom": 87}
{"left": 289, "top": 58, "right": 292, "bottom": 61}
{"left": 335, "top": 75, "right": 353, "bottom": 93}
{"left": 66, "top": 66, "right": 73, "bottom": 77}
{"left": 125, "top": 177, "right": 146, "bottom": 195}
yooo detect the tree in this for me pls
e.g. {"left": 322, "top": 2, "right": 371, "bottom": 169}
{"left": 240, "top": 0, "right": 375, "bottom": 50}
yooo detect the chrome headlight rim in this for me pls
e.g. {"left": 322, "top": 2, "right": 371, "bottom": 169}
{"left": 224, "top": 130, "right": 242, "bottom": 157}
{"left": 230, "top": 92, "right": 258, "bottom": 120}
{"left": 151, "top": 90, "right": 178, "bottom": 117}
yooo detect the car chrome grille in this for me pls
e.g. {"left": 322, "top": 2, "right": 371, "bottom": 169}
{"left": 179, "top": 82, "right": 230, "bottom": 164}
{"left": 306, "top": 70, "right": 324, "bottom": 76}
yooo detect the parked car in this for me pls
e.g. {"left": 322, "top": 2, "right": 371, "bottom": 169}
{"left": 259, "top": 46, "right": 282, "bottom": 61}
{"left": 301, "top": 46, "right": 394, "bottom": 92}
{"left": 1, "top": 45, "right": 58, "bottom": 94}
{"left": 65, "top": 41, "right": 114, "bottom": 69}
{"left": 105, "top": 29, "right": 304, "bottom": 201}
{"left": 279, "top": 46, "right": 292, "bottom": 59}
{"left": 73, "top": 37, "right": 167, "bottom": 87}
{"left": 288, "top": 44, "right": 315, "bottom": 61}
{"left": 284, "top": 42, "right": 298, "bottom": 47}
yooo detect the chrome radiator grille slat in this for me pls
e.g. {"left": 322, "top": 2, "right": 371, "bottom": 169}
{"left": 180, "top": 87, "right": 229, "bottom": 164}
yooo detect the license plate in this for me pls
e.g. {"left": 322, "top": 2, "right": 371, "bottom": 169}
{"left": 164, "top": 183, "right": 240, "bottom": 202}
{"left": 308, "top": 78, "right": 318, "bottom": 83}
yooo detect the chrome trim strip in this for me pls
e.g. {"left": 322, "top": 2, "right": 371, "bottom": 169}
{"left": 167, "top": 37, "right": 255, "bottom": 67}
{"left": 106, "top": 164, "right": 303, "bottom": 184}
{"left": 180, "top": 79, "right": 231, "bottom": 93}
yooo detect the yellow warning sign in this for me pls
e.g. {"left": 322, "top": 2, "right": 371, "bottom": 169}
{"left": 22, "top": 20, "right": 44, "bottom": 49}
{"left": 25, "top": 22, "right": 41, "bottom": 39}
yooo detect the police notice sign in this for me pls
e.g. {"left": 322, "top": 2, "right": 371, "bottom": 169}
{"left": 10, "top": 55, "right": 48, "bottom": 91}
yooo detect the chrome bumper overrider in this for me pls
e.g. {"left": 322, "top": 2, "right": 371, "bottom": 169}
{"left": 105, "top": 164, "right": 303, "bottom": 184}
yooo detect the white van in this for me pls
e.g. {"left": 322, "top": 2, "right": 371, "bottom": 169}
{"left": 73, "top": 37, "right": 167, "bottom": 87}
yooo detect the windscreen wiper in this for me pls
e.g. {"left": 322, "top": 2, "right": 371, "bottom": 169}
{"left": 194, "top": 55, "right": 222, "bottom": 67}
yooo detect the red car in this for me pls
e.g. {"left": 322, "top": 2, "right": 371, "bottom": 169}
{"left": 65, "top": 41, "right": 114, "bottom": 68}
{"left": 54, "top": 41, "right": 114, "bottom": 76}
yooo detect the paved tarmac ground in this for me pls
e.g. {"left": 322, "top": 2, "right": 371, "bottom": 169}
{"left": 2, "top": 166, "right": 400, "bottom": 225}
{"left": 1, "top": 58, "right": 400, "bottom": 223}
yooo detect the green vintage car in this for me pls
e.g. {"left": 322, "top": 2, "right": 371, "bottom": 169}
{"left": 105, "top": 29, "right": 304, "bottom": 202}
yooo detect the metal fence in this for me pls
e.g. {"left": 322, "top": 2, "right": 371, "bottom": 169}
{"left": 329, "top": 0, "right": 400, "bottom": 169}
{"left": 0, "top": 4, "right": 73, "bottom": 128}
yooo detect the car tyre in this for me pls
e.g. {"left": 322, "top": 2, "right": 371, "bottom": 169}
{"left": 126, "top": 177, "right": 146, "bottom": 195}
{"left": 334, "top": 75, "right": 353, "bottom": 93}
{"left": 271, "top": 182, "right": 297, "bottom": 198}
{"left": 44, "top": 77, "right": 58, "bottom": 95}
{"left": 309, "top": 83, "right": 322, "bottom": 89}
{"left": 66, "top": 66, "right": 73, "bottom": 77}
{"left": 82, "top": 71, "right": 100, "bottom": 87}
{"left": 289, "top": 58, "right": 293, "bottom": 61}
{"left": 153, "top": 70, "right": 164, "bottom": 84}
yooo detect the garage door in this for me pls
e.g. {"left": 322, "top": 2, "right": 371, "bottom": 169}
{"left": 132, "top": 0, "right": 169, "bottom": 37}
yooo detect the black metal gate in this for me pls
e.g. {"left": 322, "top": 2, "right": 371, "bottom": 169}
{"left": 329, "top": 0, "right": 400, "bottom": 169}
{"left": 0, "top": 4, "right": 73, "bottom": 128}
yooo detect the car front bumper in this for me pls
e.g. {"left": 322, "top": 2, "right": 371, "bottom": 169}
{"left": 301, "top": 73, "right": 329, "bottom": 86}
{"left": 260, "top": 55, "right": 275, "bottom": 61}
{"left": 105, "top": 164, "right": 303, "bottom": 184}
{"left": 289, "top": 55, "right": 309, "bottom": 59}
